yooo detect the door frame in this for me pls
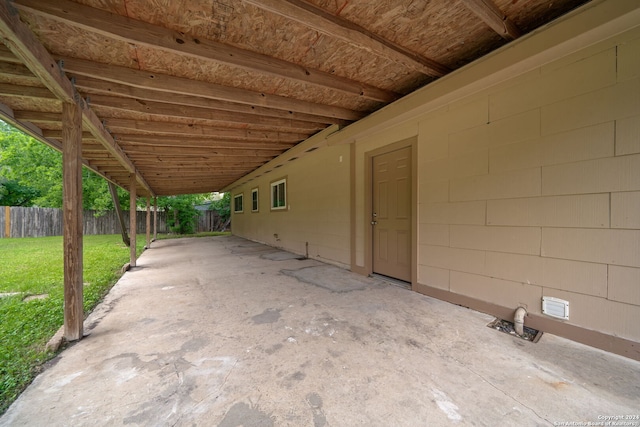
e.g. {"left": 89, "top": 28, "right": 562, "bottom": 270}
{"left": 362, "top": 137, "right": 418, "bottom": 289}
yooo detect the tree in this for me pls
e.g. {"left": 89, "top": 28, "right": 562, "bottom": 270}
{"left": 209, "top": 192, "right": 230, "bottom": 223}
{"left": 0, "top": 122, "right": 63, "bottom": 208}
{"left": 1, "top": 121, "right": 213, "bottom": 227}
{"left": 157, "top": 194, "right": 207, "bottom": 234}
{"left": 0, "top": 121, "right": 128, "bottom": 211}
{"left": 0, "top": 179, "right": 40, "bottom": 206}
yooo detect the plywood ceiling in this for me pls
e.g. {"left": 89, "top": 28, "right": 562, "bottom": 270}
{"left": 0, "top": 0, "right": 589, "bottom": 196}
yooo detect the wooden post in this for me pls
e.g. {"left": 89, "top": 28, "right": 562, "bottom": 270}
{"left": 153, "top": 197, "right": 158, "bottom": 241}
{"left": 62, "top": 102, "right": 83, "bottom": 341}
{"left": 146, "top": 196, "right": 151, "bottom": 249}
{"left": 108, "top": 181, "right": 130, "bottom": 247}
{"left": 129, "top": 174, "right": 137, "bottom": 268}
{"left": 4, "top": 206, "right": 10, "bottom": 238}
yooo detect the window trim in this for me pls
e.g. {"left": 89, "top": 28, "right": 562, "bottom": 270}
{"left": 270, "top": 178, "right": 287, "bottom": 211}
{"left": 233, "top": 193, "right": 244, "bottom": 213}
{"left": 251, "top": 187, "right": 259, "bottom": 212}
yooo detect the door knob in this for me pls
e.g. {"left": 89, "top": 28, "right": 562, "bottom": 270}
{"left": 371, "top": 221, "right": 377, "bottom": 225}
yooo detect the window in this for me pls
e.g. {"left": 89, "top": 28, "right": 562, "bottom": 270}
{"left": 251, "top": 188, "right": 259, "bottom": 212}
{"left": 270, "top": 178, "right": 287, "bottom": 210}
{"left": 233, "top": 193, "right": 243, "bottom": 213}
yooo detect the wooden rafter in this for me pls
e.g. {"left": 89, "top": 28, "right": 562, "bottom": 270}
{"left": 99, "top": 119, "right": 310, "bottom": 142}
{"left": 60, "top": 57, "right": 365, "bottom": 121}
{"left": 88, "top": 95, "right": 330, "bottom": 130}
{"left": 459, "top": 0, "right": 522, "bottom": 40}
{"left": 13, "top": 110, "right": 61, "bottom": 123}
{"left": 131, "top": 158, "right": 269, "bottom": 166}
{"left": 0, "top": 81, "right": 53, "bottom": 98}
{"left": 0, "top": 0, "right": 154, "bottom": 196}
{"left": 121, "top": 146, "right": 284, "bottom": 157}
{"left": 13, "top": 0, "right": 399, "bottom": 103}
{"left": 118, "top": 140, "right": 294, "bottom": 151}
{"left": 78, "top": 136, "right": 293, "bottom": 150}
{"left": 73, "top": 76, "right": 346, "bottom": 125}
{"left": 243, "top": 0, "right": 451, "bottom": 77}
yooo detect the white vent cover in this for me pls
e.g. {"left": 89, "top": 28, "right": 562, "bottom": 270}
{"left": 542, "top": 296, "right": 569, "bottom": 320}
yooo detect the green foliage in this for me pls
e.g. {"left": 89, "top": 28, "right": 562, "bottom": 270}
{"left": 0, "top": 122, "right": 63, "bottom": 208}
{"left": 157, "top": 194, "right": 207, "bottom": 234}
{"left": 0, "top": 121, "right": 128, "bottom": 212}
{"left": 209, "top": 192, "right": 231, "bottom": 222}
{"left": 0, "top": 179, "right": 40, "bottom": 207}
{"left": 0, "top": 235, "right": 146, "bottom": 415}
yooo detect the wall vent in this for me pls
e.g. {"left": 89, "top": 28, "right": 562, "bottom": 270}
{"left": 542, "top": 296, "right": 569, "bottom": 320}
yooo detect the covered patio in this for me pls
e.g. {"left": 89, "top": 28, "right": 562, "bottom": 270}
{"left": 2, "top": 235, "right": 638, "bottom": 426}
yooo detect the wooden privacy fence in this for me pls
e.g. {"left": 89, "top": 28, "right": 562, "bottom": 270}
{"left": 0, "top": 206, "right": 224, "bottom": 238}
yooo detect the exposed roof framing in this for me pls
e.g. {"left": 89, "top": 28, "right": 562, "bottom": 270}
{"left": 13, "top": 0, "right": 399, "bottom": 103}
{"left": 460, "top": 0, "right": 522, "bottom": 40}
{"left": 0, "top": 0, "right": 153, "bottom": 195}
{"left": 0, "top": 0, "right": 590, "bottom": 195}
{"left": 243, "top": 0, "right": 451, "bottom": 77}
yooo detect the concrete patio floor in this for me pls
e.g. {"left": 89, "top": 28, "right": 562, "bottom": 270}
{"left": 1, "top": 235, "right": 639, "bottom": 426}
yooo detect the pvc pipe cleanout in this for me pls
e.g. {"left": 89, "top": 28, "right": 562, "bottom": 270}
{"left": 514, "top": 307, "right": 527, "bottom": 336}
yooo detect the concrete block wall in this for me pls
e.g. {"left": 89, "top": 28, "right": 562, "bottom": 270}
{"left": 231, "top": 143, "right": 351, "bottom": 268}
{"left": 417, "top": 27, "right": 640, "bottom": 342}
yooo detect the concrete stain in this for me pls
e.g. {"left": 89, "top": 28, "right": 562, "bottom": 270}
{"left": 306, "top": 393, "right": 326, "bottom": 427}
{"left": 218, "top": 402, "right": 273, "bottom": 427}
{"left": 264, "top": 343, "right": 283, "bottom": 355}
{"left": 281, "top": 265, "right": 377, "bottom": 293}
{"left": 252, "top": 308, "right": 281, "bottom": 324}
{"left": 290, "top": 371, "right": 306, "bottom": 381}
{"left": 180, "top": 337, "right": 209, "bottom": 352}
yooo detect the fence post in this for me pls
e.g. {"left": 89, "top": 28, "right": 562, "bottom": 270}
{"left": 4, "top": 206, "right": 9, "bottom": 238}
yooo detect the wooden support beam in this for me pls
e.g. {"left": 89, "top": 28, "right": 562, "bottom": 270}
{"left": 0, "top": 44, "right": 19, "bottom": 62}
{"left": 108, "top": 181, "right": 130, "bottom": 247}
{"left": 129, "top": 173, "right": 137, "bottom": 268}
{"left": 13, "top": 110, "right": 61, "bottom": 123}
{"left": 103, "top": 121, "right": 310, "bottom": 142}
{"left": 146, "top": 196, "right": 151, "bottom": 249}
{"left": 62, "top": 102, "right": 83, "bottom": 341}
{"left": 42, "top": 129, "right": 94, "bottom": 139}
{"left": 118, "top": 138, "right": 295, "bottom": 150}
{"left": 0, "top": 1, "right": 74, "bottom": 102}
{"left": 243, "top": 0, "right": 450, "bottom": 77}
{"left": 153, "top": 197, "right": 157, "bottom": 241}
{"left": 132, "top": 160, "right": 266, "bottom": 167}
{"left": 121, "top": 145, "right": 284, "bottom": 157}
{"left": 0, "top": 1, "right": 154, "bottom": 196}
{"left": 60, "top": 57, "right": 364, "bottom": 121}
{"left": 89, "top": 94, "right": 332, "bottom": 129}
{"left": 144, "top": 171, "right": 257, "bottom": 178}
{"left": 0, "top": 61, "right": 39, "bottom": 82}
{"left": 14, "top": 0, "right": 398, "bottom": 103}
{"left": 0, "top": 82, "right": 55, "bottom": 99}
{"left": 460, "top": 0, "right": 522, "bottom": 40}
{"left": 150, "top": 187, "right": 235, "bottom": 195}
{"left": 133, "top": 163, "right": 265, "bottom": 171}
{"left": 73, "top": 76, "right": 353, "bottom": 124}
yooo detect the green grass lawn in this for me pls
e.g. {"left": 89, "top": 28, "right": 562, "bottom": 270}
{"left": 0, "top": 234, "right": 146, "bottom": 415}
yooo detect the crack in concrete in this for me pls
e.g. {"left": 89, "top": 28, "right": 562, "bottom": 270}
{"left": 190, "top": 358, "right": 239, "bottom": 414}
{"left": 423, "top": 336, "right": 553, "bottom": 425}
{"left": 463, "top": 365, "right": 553, "bottom": 425}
